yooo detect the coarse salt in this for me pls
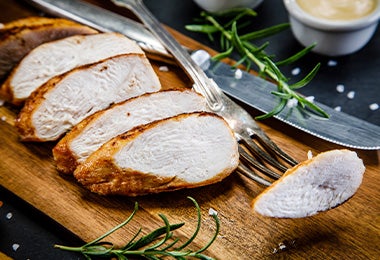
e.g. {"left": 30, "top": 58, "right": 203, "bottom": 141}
{"left": 12, "top": 244, "right": 20, "bottom": 251}
{"left": 158, "top": 66, "right": 169, "bottom": 72}
{"left": 1, "top": 116, "right": 6, "bottom": 121}
{"left": 287, "top": 98, "right": 298, "bottom": 108}
{"left": 369, "top": 103, "right": 379, "bottom": 111}
{"left": 0, "top": 23, "right": 4, "bottom": 29}
{"left": 327, "top": 60, "right": 338, "bottom": 66}
{"left": 307, "top": 150, "right": 313, "bottom": 159}
{"left": 291, "top": 67, "right": 301, "bottom": 76}
{"left": 209, "top": 208, "right": 218, "bottom": 216}
{"left": 190, "top": 49, "right": 211, "bottom": 70}
{"left": 278, "top": 243, "right": 287, "bottom": 250}
{"left": 347, "top": 91, "right": 355, "bottom": 99}
{"left": 334, "top": 106, "right": 342, "bottom": 112}
{"left": 305, "top": 96, "right": 315, "bottom": 103}
{"left": 234, "top": 68, "right": 243, "bottom": 79}
{"left": 6, "top": 212, "right": 13, "bottom": 219}
{"left": 336, "top": 84, "right": 345, "bottom": 93}
{"left": 0, "top": 99, "right": 4, "bottom": 106}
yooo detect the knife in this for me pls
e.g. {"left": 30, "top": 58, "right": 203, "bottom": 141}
{"left": 24, "top": 0, "right": 380, "bottom": 150}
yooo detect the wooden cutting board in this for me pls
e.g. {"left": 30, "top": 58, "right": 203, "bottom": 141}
{"left": 1, "top": 1, "right": 379, "bottom": 259}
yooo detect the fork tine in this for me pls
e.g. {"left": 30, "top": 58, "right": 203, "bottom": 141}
{"left": 236, "top": 133, "right": 288, "bottom": 172}
{"left": 236, "top": 163, "right": 272, "bottom": 186}
{"left": 248, "top": 128, "right": 298, "bottom": 166}
{"left": 238, "top": 146, "right": 282, "bottom": 179}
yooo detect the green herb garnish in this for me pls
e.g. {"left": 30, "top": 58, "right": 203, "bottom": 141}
{"left": 186, "top": 8, "right": 329, "bottom": 119}
{"left": 54, "top": 197, "right": 219, "bottom": 259}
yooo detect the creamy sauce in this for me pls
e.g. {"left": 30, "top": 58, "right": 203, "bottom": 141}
{"left": 296, "top": 0, "right": 377, "bottom": 20}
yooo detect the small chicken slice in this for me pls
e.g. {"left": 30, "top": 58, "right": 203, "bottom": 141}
{"left": 74, "top": 112, "right": 239, "bottom": 196}
{"left": 53, "top": 89, "right": 208, "bottom": 174}
{"left": 1, "top": 32, "right": 143, "bottom": 105}
{"left": 15, "top": 53, "right": 161, "bottom": 142}
{"left": 252, "top": 149, "right": 365, "bottom": 218}
{"left": 0, "top": 16, "right": 97, "bottom": 80}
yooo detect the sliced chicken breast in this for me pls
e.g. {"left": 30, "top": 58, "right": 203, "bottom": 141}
{"left": 73, "top": 112, "right": 239, "bottom": 196}
{"left": 1, "top": 32, "right": 143, "bottom": 105}
{"left": 53, "top": 89, "right": 208, "bottom": 174}
{"left": 0, "top": 16, "right": 97, "bottom": 81}
{"left": 252, "top": 149, "right": 365, "bottom": 218}
{"left": 15, "top": 53, "right": 161, "bottom": 142}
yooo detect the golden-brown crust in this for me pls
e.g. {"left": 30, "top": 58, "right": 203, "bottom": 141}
{"left": 74, "top": 112, "right": 235, "bottom": 196}
{"left": 15, "top": 75, "right": 64, "bottom": 141}
{"left": 0, "top": 16, "right": 97, "bottom": 101}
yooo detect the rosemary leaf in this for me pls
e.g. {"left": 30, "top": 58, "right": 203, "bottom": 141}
{"left": 289, "top": 63, "right": 321, "bottom": 90}
{"left": 240, "top": 23, "right": 290, "bottom": 41}
{"left": 275, "top": 43, "right": 317, "bottom": 66}
{"left": 255, "top": 98, "right": 287, "bottom": 120}
{"left": 126, "top": 223, "right": 184, "bottom": 250}
{"left": 184, "top": 24, "right": 218, "bottom": 34}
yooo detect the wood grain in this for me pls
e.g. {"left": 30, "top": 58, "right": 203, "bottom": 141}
{"left": 0, "top": 1, "right": 379, "bottom": 259}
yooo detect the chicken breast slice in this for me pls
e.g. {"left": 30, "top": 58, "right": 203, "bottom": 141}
{"left": 74, "top": 112, "right": 239, "bottom": 196}
{"left": 15, "top": 53, "right": 161, "bottom": 141}
{"left": 0, "top": 16, "right": 97, "bottom": 81}
{"left": 2, "top": 32, "right": 143, "bottom": 105}
{"left": 53, "top": 89, "right": 208, "bottom": 174}
{"left": 252, "top": 149, "right": 365, "bottom": 218}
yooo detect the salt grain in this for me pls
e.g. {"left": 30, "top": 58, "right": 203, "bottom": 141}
{"left": 305, "top": 96, "right": 315, "bottom": 103}
{"left": 334, "top": 106, "right": 342, "bottom": 112}
{"left": 291, "top": 67, "right": 301, "bottom": 76}
{"left": 307, "top": 150, "right": 313, "bottom": 159}
{"left": 369, "top": 103, "right": 379, "bottom": 111}
{"left": 1, "top": 116, "right": 6, "bottom": 121}
{"left": 234, "top": 68, "right": 243, "bottom": 79}
{"left": 0, "top": 23, "right": 4, "bottom": 29}
{"left": 6, "top": 212, "right": 13, "bottom": 219}
{"left": 278, "top": 242, "right": 286, "bottom": 250}
{"left": 158, "top": 66, "right": 169, "bottom": 72}
{"left": 336, "top": 84, "right": 345, "bottom": 93}
{"left": 327, "top": 60, "right": 338, "bottom": 66}
{"left": 12, "top": 244, "right": 20, "bottom": 251}
{"left": 190, "top": 49, "right": 211, "bottom": 70}
{"left": 208, "top": 208, "right": 218, "bottom": 216}
{"left": 347, "top": 91, "right": 355, "bottom": 99}
{"left": 287, "top": 98, "right": 298, "bottom": 108}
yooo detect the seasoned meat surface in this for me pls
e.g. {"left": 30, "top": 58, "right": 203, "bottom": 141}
{"left": 74, "top": 112, "right": 239, "bottom": 196}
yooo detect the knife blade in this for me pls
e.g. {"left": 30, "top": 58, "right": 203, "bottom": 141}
{"left": 24, "top": 0, "right": 380, "bottom": 150}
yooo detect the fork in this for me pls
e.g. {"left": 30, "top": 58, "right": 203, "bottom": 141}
{"left": 111, "top": 0, "right": 298, "bottom": 186}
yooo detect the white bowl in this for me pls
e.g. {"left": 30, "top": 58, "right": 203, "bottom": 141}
{"left": 192, "top": 0, "right": 263, "bottom": 12}
{"left": 283, "top": 0, "right": 380, "bottom": 56}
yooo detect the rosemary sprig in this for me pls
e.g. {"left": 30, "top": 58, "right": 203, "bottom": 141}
{"left": 54, "top": 197, "right": 219, "bottom": 259}
{"left": 186, "top": 9, "right": 329, "bottom": 119}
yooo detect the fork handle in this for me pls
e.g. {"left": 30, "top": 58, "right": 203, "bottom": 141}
{"left": 111, "top": 0, "right": 224, "bottom": 111}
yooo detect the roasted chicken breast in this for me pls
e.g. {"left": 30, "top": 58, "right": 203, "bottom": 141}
{"left": 252, "top": 149, "right": 365, "bottom": 218}
{"left": 74, "top": 112, "right": 239, "bottom": 196}
{"left": 15, "top": 53, "right": 161, "bottom": 142}
{"left": 1, "top": 32, "right": 143, "bottom": 105}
